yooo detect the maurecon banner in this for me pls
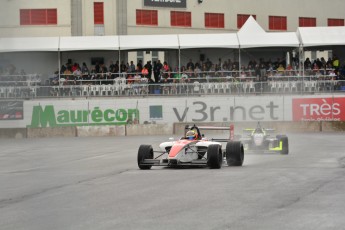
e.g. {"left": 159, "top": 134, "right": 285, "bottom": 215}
{"left": 144, "top": 0, "right": 187, "bottom": 8}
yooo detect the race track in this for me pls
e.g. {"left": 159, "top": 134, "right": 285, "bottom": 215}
{"left": 1, "top": 133, "right": 345, "bottom": 230}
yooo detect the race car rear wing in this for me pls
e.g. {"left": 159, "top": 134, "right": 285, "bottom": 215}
{"left": 185, "top": 124, "right": 235, "bottom": 141}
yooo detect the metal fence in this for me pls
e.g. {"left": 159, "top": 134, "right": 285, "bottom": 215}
{"left": 0, "top": 72, "right": 344, "bottom": 99}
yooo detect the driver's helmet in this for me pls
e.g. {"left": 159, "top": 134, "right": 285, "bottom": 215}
{"left": 255, "top": 128, "right": 263, "bottom": 133}
{"left": 186, "top": 130, "right": 198, "bottom": 140}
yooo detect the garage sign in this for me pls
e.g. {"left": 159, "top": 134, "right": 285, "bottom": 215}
{"left": 144, "top": 0, "right": 186, "bottom": 8}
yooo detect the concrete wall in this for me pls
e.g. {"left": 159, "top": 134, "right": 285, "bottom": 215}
{"left": 1, "top": 121, "right": 344, "bottom": 139}
{"left": 76, "top": 125, "right": 125, "bottom": 137}
{"left": 27, "top": 127, "right": 76, "bottom": 138}
{"left": 126, "top": 124, "right": 173, "bottom": 136}
{"left": 0, "top": 128, "right": 27, "bottom": 139}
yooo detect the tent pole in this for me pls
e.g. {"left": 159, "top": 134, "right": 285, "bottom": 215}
{"left": 118, "top": 35, "right": 121, "bottom": 79}
{"left": 238, "top": 48, "right": 241, "bottom": 74}
{"left": 179, "top": 49, "right": 181, "bottom": 76}
{"left": 58, "top": 36, "right": 61, "bottom": 82}
{"left": 178, "top": 34, "right": 181, "bottom": 76}
{"left": 300, "top": 45, "right": 304, "bottom": 77}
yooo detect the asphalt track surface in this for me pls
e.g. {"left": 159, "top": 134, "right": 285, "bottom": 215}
{"left": 1, "top": 133, "right": 345, "bottom": 230}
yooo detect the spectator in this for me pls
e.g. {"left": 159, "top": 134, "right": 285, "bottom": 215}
{"left": 136, "top": 60, "right": 143, "bottom": 73}
{"left": 141, "top": 66, "right": 149, "bottom": 78}
{"left": 114, "top": 61, "right": 120, "bottom": 74}
{"left": 144, "top": 61, "right": 152, "bottom": 79}
{"left": 186, "top": 59, "right": 195, "bottom": 70}
{"left": 108, "top": 61, "right": 117, "bottom": 79}
{"left": 73, "top": 67, "right": 82, "bottom": 80}
{"left": 95, "top": 62, "right": 100, "bottom": 73}
{"left": 326, "top": 58, "right": 333, "bottom": 68}
{"left": 304, "top": 58, "right": 312, "bottom": 70}
{"left": 81, "top": 62, "right": 89, "bottom": 74}
{"left": 128, "top": 61, "right": 136, "bottom": 73}
{"left": 333, "top": 55, "right": 340, "bottom": 70}
{"left": 71, "top": 63, "right": 79, "bottom": 72}
{"left": 153, "top": 60, "right": 163, "bottom": 83}
{"left": 194, "top": 65, "right": 201, "bottom": 78}
{"left": 205, "top": 58, "right": 212, "bottom": 71}
{"left": 163, "top": 61, "right": 169, "bottom": 72}
{"left": 185, "top": 66, "right": 193, "bottom": 78}
{"left": 63, "top": 66, "right": 72, "bottom": 82}
{"left": 60, "top": 64, "right": 67, "bottom": 74}
{"left": 120, "top": 61, "right": 127, "bottom": 74}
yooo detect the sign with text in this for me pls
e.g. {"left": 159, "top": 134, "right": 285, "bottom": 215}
{"left": 144, "top": 0, "right": 186, "bottom": 8}
{"left": 0, "top": 101, "right": 23, "bottom": 120}
{"left": 292, "top": 97, "right": 345, "bottom": 121}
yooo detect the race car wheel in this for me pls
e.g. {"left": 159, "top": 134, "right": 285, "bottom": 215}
{"left": 278, "top": 135, "right": 289, "bottom": 155}
{"left": 226, "top": 141, "right": 244, "bottom": 166}
{"left": 207, "top": 144, "right": 223, "bottom": 169}
{"left": 137, "top": 145, "right": 154, "bottom": 170}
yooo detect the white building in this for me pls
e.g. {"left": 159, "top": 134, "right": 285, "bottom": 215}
{"left": 0, "top": 0, "right": 344, "bottom": 77}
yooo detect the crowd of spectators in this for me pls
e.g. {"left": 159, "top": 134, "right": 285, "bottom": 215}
{"left": 51, "top": 54, "right": 345, "bottom": 89}
{"left": 1, "top": 54, "right": 344, "bottom": 98}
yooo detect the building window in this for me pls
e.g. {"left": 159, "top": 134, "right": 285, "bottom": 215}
{"left": 171, "top": 11, "right": 191, "bottom": 27}
{"left": 136, "top": 9, "right": 158, "bottom": 26}
{"left": 269, "top": 16, "right": 287, "bottom": 31}
{"left": 94, "top": 2, "right": 104, "bottom": 24}
{"left": 205, "top": 13, "right": 224, "bottom": 28}
{"left": 20, "top": 9, "right": 57, "bottom": 25}
{"left": 328, "top": 18, "right": 344, "bottom": 26}
{"left": 237, "top": 14, "right": 256, "bottom": 29}
{"left": 299, "top": 17, "right": 316, "bottom": 27}
{"left": 152, "top": 51, "right": 159, "bottom": 63}
{"left": 137, "top": 51, "right": 144, "bottom": 65}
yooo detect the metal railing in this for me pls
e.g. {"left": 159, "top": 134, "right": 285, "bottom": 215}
{"left": 0, "top": 71, "right": 344, "bottom": 99}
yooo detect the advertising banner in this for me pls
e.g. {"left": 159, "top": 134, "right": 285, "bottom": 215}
{"left": 144, "top": 0, "right": 186, "bottom": 8}
{"left": 1, "top": 95, "right": 345, "bottom": 128}
{"left": 292, "top": 97, "right": 345, "bottom": 121}
{"left": 0, "top": 101, "right": 23, "bottom": 120}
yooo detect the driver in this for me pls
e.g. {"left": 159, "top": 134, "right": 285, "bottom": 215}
{"left": 186, "top": 130, "right": 198, "bottom": 140}
{"left": 255, "top": 128, "right": 263, "bottom": 133}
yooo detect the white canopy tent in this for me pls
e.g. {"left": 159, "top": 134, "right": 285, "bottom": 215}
{"left": 237, "top": 16, "right": 300, "bottom": 48}
{"left": 0, "top": 37, "right": 59, "bottom": 52}
{"left": 178, "top": 33, "right": 239, "bottom": 49}
{"left": 297, "top": 26, "right": 345, "bottom": 47}
{"left": 1, "top": 21, "right": 345, "bottom": 78}
{"left": 59, "top": 36, "right": 119, "bottom": 51}
{"left": 119, "top": 34, "right": 179, "bottom": 50}
{"left": 237, "top": 16, "right": 300, "bottom": 69}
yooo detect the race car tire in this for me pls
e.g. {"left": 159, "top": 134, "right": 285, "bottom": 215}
{"left": 137, "top": 145, "right": 154, "bottom": 170}
{"left": 207, "top": 144, "right": 223, "bottom": 169}
{"left": 278, "top": 135, "right": 289, "bottom": 155}
{"left": 226, "top": 141, "right": 244, "bottom": 166}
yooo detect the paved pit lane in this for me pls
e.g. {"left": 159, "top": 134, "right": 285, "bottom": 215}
{"left": 1, "top": 133, "right": 345, "bottom": 230}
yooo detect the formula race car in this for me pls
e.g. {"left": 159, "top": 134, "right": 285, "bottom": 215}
{"left": 137, "top": 124, "right": 244, "bottom": 169}
{"left": 238, "top": 122, "right": 289, "bottom": 154}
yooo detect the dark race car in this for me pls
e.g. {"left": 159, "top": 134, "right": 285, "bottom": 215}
{"left": 238, "top": 122, "right": 289, "bottom": 154}
{"left": 137, "top": 124, "right": 244, "bottom": 169}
